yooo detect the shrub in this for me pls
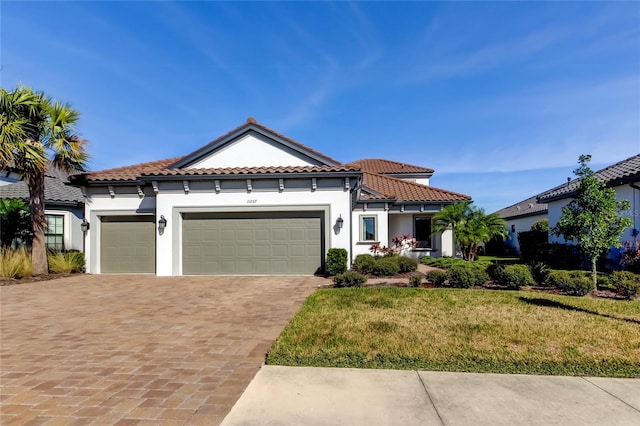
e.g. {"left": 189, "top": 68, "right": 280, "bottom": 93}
{"left": 333, "top": 271, "right": 367, "bottom": 288}
{"left": 562, "top": 274, "right": 595, "bottom": 296}
{"left": 611, "top": 271, "right": 640, "bottom": 300}
{"left": 370, "top": 257, "right": 400, "bottom": 277}
{"left": 486, "top": 263, "right": 506, "bottom": 282}
{"left": 396, "top": 256, "right": 418, "bottom": 273}
{"left": 597, "top": 274, "right": 614, "bottom": 291}
{"left": 528, "top": 262, "right": 551, "bottom": 285}
{"left": 354, "top": 254, "right": 376, "bottom": 274}
{"left": 326, "top": 248, "right": 348, "bottom": 276}
{"left": 48, "top": 251, "right": 85, "bottom": 274}
{"left": 409, "top": 274, "right": 423, "bottom": 287}
{"left": 621, "top": 241, "right": 640, "bottom": 273}
{"left": 0, "top": 247, "right": 32, "bottom": 279}
{"left": 500, "top": 264, "right": 535, "bottom": 289}
{"left": 517, "top": 229, "right": 548, "bottom": 263}
{"left": 426, "top": 270, "right": 447, "bottom": 287}
{"left": 547, "top": 270, "right": 572, "bottom": 289}
{"left": 447, "top": 264, "right": 488, "bottom": 289}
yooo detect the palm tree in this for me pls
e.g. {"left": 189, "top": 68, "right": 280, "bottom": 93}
{"left": 433, "top": 202, "right": 508, "bottom": 261}
{"left": 0, "top": 86, "right": 87, "bottom": 274}
{"left": 0, "top": 198, "right": 32, "bottom": 248}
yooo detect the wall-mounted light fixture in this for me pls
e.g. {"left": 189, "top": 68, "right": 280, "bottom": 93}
{"left": 511, "top": 224, "right": 516, "bottom": 233}
{"left": 81, "top": 218, "right": 90, "bottom": 233}
{"left": 158, "top": 215, "right": 167, "bottom": 232}
{"left": 336, "top": 215, "right": 344, "bottom": 229}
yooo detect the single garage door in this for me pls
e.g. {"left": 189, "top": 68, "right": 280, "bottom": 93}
{"left": 100, "top": 216, "right": 156, "bottom": 273}
{"left": 182, "top": 212, "right": 323, "bottom": 275}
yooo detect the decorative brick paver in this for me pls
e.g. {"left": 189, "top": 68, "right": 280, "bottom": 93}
{"left": 1, "top": 275, "right": 321, "bottom": 425}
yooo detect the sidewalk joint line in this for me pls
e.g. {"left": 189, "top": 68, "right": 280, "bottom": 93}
{"left": 581, "top": 377, "right": 640, "bottom": 414}
{"left": 416, "top": 371, "right": 446, "bottom": 426}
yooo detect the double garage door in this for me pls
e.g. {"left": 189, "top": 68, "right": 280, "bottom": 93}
{"left": 99, "top": 213, "right": 323, "bottom": 275}
{"left": 182, "top": 212, "right": 323, "bottom": 275}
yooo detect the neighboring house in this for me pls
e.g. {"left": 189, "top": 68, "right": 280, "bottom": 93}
{"left": 70, "top": 118, "right": 470, "bottom": 276}
{"left": 0, "top": 166, "right": 85, "bottom": 251}
{"left": 495, "top": 195, "right": 548, "bottom": 254}
{"left": 537, "top": 154, "right": 640, "bottom": 258}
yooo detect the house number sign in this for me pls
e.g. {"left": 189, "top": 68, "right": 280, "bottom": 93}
{"left": 247, "top": 199, "right": 258, "bottom": 204}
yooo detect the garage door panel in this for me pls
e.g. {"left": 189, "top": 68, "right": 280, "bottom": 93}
{"left": 101, "top": 217, "right": 155, "bottom": 274}
{"left": 182, "top": 214, "right": 322, "bottom": 275}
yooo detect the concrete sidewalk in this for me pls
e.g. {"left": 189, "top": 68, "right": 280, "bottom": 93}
{"left": 221, "top": 366, "right": 640, "bottom": 426}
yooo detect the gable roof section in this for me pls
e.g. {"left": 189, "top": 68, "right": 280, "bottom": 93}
{"left": 361, "top": 172, "right": 470, "bottom": 203}
{"left": 495, "top": 195, "right": 548, "bottom": 220}
{"left": 172, "top": 118, "right": 341, "bottom": 168}
{"left": 538, "top": 154, "right": 640, "bottom": 202}
{"left": 0, "top": 166, "right": 84, "bottom": 206}
{"left": 347, "top": 158, "right": 434, "bottom": 175}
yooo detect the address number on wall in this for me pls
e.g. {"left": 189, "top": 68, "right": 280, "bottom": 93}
{"left": 247, "top": 199, "right": 258, "bottom": 204}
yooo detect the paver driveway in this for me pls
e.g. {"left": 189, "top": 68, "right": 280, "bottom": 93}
{"left": 1, "top": 274, "right": 321, "bottom": 425}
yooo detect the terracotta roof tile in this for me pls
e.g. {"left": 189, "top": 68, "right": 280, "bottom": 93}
{"left": 538, "top": 154, "right": 640, "bottom": 202}
{"left": 71, "top": 157, "right": 184, "bottom": 183}
{"left": 143, "top": 165, "right": 360, "bottom": 177}
{"left": 347, "top": 158, "right": 434, "bottom": 174}
{"left": 362, "top": 172, "right": 470, "bottom": 202}
{"left": 494, "top": 195, "right": 547, "bottom": 219}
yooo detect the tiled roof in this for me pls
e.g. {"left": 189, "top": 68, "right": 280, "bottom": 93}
{"left": 174, "top": 117, "right": 341, "bottom": 167}
{"left": 347, "top": 158, "right": 434, "bottom": 174}
{"left": 0, "top": 166, "right": 84, "bottom": 205}
{"left": 495, "top": 195, "right": 547, "bottom": 220}
{"left": 538, "top": 154, "right": 640, "bottom": 202}
{"left": 362, "top": 172, "right": 470, "bottom": 202}
{"left": 143, "top": 165, "right": 360, "bottom": 177}
{"left": 71, "top": 157, "right": 183, "bottom": 183}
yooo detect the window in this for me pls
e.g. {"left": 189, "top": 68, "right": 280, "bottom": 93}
{"left": 414, "top": 216, "right": 432, "bottom": 249}
{"left": 44, "top": 214, "right": 64, "bottom": 251}
{"left": 360, "top": 216, "right": 377, "bottom": 242}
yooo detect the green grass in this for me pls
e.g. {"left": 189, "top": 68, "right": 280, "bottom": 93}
{"left": 267, "top": 288, "right": 640, "bottom": 377}
{"left": 477, "top": 255, "right": 522, "bottom": 263}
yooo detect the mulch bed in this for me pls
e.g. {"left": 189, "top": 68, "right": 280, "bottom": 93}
{"left": 0, "top": 274, "right": 73, "bottom": 286}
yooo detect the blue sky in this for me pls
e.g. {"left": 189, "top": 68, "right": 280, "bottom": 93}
{"left": 2, "top": 1, "right": 639, "bottom": 213}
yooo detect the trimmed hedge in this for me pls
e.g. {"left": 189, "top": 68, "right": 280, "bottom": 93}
{"left": 447, "top": 264, "right": 488, "bottom": 288}
{"left": 611, "top": 271, "right": 640, "bottom": 300}
{"left": 334, "top": 271, "right": 367, "bottom": 288}
{"left": 396, "top": 256, "right": 418, "bottom": 273}
{"left": 500, "top": 264, "right": 535, "bottom": 289}
{"left": 326, "top": 248, "right": 348, "bottom": 276}
{"left": 426, "top": 270, "right": 447, "bottom": 287}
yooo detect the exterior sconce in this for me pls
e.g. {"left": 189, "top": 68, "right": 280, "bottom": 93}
{"left": 158, "top": 215, "right": 167, "bottom": 232}
{"left": 336, "top": 215, "right": 344, "bottom": 229}
{"left": 511, "top": 225, "right": 516, "bottom": 233}
{"left": 81, "top": 218, "right": 90, "bottom": 233}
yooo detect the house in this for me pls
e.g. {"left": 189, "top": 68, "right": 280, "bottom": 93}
{"left": 70, "top": 118, "right": 470, "bottom": 276}
{"left": 537, "top": 153, "right": 640, "bottom": 258}
{"left": 494, "top": 195, "right": 548, "bottom": 254}
{"left": 0, "top": 166, "right": 85, "bottom": 251}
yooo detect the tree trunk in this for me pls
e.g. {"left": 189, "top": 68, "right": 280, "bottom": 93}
{"left": 28, "top": 172, "right": 48, "bottom": 275}
{"left": 591, "top": 257, "right": 598, "bottom": 289}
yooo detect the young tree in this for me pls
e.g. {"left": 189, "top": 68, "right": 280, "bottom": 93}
{"left": 0, "top": 86, "right": 88, "bottom": 274}
{"left": 553, "top": 155, "right": 632, "bottom": 287}
{"left": 432, "top": 201, "right": 508, "bottom": 261}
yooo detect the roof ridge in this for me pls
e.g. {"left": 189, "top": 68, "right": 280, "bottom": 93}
{"left": 89, "top": 156, "right": 184, "bottom": 174}
{"left": 347, "top": 158, "right": 434, "bottom": 174}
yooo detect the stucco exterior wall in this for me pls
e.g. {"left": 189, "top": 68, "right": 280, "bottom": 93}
{"left": 189, "top": 133, "right": 322, "bottom": 168}
{"left": 351, "top": 210, "right": 389, "bottom": 259}
{"left": 505, "top": 213, "right": 547, "bottom": 254}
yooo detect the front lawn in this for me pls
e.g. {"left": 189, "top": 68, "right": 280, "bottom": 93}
{"left": 267, "top": 288, "right": 640, "bottom": 377}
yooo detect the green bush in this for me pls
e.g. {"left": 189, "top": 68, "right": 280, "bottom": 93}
{"left": 333, "top": 271, "right": 367, "bottom": 288}
{"left": 563, "top": 275, "right": 594, "bottom": 296}
{"left": 420, "top": 257, "right": 470, "bottom": 269}
{"left": 355, "top": 254, "right": 376, "bottom": 274}
{"left": 486, "top": 263, "right": 506, "bottom": 282}
{"left": 396, "top": 256, "right": 418, "bottom": 273}
{"left": 611, "top": 271, "right": 640, "bottom": 300}
{"left": 597, "top": 274, "right": 614, "bottom": 291}
{"left": 547, "top": 270, "right": 572, "bottom": 289}
{"left": 0, "top": 247, "right": 32, "bottom": 278}
{"left": 528, "top": 262, "right": 551, "bottom": 285}
{"left": 447, "top": 264, "right": 488, "bottom": 288}
{"left": 48, "top": 251, "right": 85, "bottom": 274}
{"left": 409, "top": 274, "right": 423, "bottom": 287}
{"left": 500, "top": 264, "right": 535, "bottom": 289}
{"left": 426, "top": 270, "right": 447, "bottom": 287}
{"left": 370, "top": 257, "right": 400, "bottom": 277}
{"left": 326, "top": 248, "right": 348, "bottom": 276}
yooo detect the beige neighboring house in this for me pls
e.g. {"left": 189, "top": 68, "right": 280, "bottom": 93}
{"left": 0, "top": 166, "right": 85, "bottom": 251}
{"left": 495, "top": 195, "right": 548, "bottom": 254}
{"left": 70, "top": 118, "right": 471, "bottom": 276}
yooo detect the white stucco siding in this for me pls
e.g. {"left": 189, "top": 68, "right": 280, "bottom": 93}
{"left": 351, "top": 210, "right": 389, "bottom": 259}
{"left": 388, "top": 212, "right": 452, "bottom": 259}
{"left": 548, "top": 183, "right": 638, "bottom": 245}
{"left": 83, "top": 188, "right": 157, "bottom": 274}
{"left": 155, "top": 186, "right": 352, "bottom": 276}
{"left": 505, "top": 213, "right": 548, "bottom": 254}
{"left": 188, "top": 133, "right": 322, "bottom": 168}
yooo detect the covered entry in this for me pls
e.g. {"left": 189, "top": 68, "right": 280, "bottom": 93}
{"left": 182, "top": 212, "right": 323, "bottom": 275}
{"left": 100, "top": 216, "right": 156, "bottom": 273}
